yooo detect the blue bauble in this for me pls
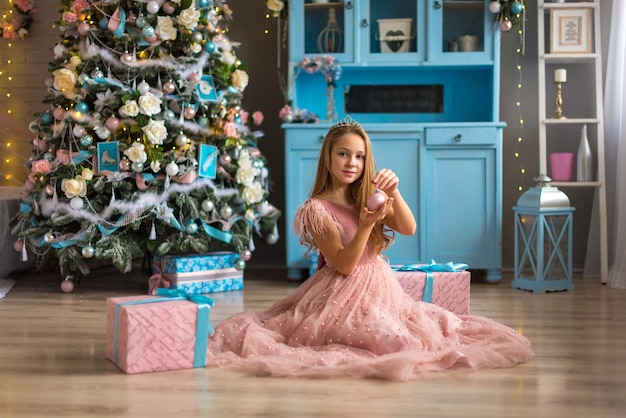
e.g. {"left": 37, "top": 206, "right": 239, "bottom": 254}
{"left": 40, "top": 112, "right": 53, "bottom": 125}
{"left": 197, "top": 116, "right": 209, "bottom": 127}
{"left": 234, "top": 115, "right": 242, "bottom": 124}
{"left": 99, "top": 18, "right": 109, "bottom": 30}
{"left": 196, "top": 0, "right": 209, "bottom": 9}
{"left": 185, "top": 220, "right": 199, "bottom": 234}
{"left": 142, "top": 25, "right": 155, "bottom": 38}
{"left": 510, "top": 2, "right": 524, "bottom": 15}
{"left": 204, "top": 41, "right": 216, "bottom": 53}
{"left": 75, "top": 102, "right": 89, "bottom": 113}
{"left": 80, "top": 134, "right": 93, "bottom": 147}
{"left": 136, "top": 16, "right": 147, "bottom": 28}
{"left": 163, "top": 110, "right": 176, "bottom": 121}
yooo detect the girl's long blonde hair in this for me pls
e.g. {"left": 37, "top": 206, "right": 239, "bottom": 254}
{"left": 309, "top": 119, "right": 393, "bottom": 255}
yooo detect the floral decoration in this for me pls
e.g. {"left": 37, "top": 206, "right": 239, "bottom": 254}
{"left": 2, "top": 0, "right": 36, "bottom": 40}
{"left": 299, "top": 55, "right": 341, "bottom": 87}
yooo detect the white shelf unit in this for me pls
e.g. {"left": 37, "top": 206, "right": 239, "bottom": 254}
{"left": 537, "top": 0, "right": 608, "bottom": 283}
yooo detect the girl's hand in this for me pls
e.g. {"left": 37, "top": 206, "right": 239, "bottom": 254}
{"left": 372, "top": 168, "right": 399, "bottom": 196}
{"left": 360, "top": 197, "right": 394, "bottom": 225}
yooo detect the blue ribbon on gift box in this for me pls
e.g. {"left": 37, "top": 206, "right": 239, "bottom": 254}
{"left": 113, "top": 290, "right": 215, "bottom": 369}
{"left": 391, "top": 260, "right": 468, "bottom": 303}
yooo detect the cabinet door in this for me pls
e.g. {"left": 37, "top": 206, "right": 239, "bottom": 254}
{"left": 369, "top": 131, "right": 421, "bottom": 264}
{"left": 359, "top": 0, "right": 423, "bottom": 64}
{"left": 426, "top": 0, "right": 494, "bottom": 65}
{"left": 422, "top": 146, "right": 500, "bottom": 273}
{"left": 284, "top": 129, "right": 326, "bottom": 277}
{"left": 289, "top": 0, "right": 355, "bottom": 63}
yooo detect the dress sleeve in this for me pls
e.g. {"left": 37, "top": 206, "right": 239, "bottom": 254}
{"left": 293, "top": 199, "right": 343, "bottom": 255}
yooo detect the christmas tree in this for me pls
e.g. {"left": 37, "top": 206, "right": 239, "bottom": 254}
{"left": 10, "top": 0, "right": 281, "bottom": 288}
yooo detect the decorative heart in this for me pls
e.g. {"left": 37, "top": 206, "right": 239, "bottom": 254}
{"left": 385, "top": 30, "right": 405, "bottom": 52}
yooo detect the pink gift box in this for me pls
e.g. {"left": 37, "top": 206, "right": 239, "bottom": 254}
{"left": 106, "top": 294, "right": 213, "bottom": 374}
{"left": 393, "top": 269, "right": 471, "bottom": 315}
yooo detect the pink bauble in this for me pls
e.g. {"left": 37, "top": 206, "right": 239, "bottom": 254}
{"left": 120, "top": 53, "right": 135, "bottom": 64}
{"left": 105, "top": 117, "right": 120, "bottom": 130}
{"left": 183, "top": 107, "right": 196, "bottom": 119}
{"left": 60, "top": 280, "right": 74, "bottom": 293}
{"left": 188, "top": 73, "right": 201, "bottom": 83}
{"left": 500, "top": 20, "right": 513, "bottom": 32}
{"left": 45, "top": 183, "right": 55, "bottom": 196}
{"left": 367, "top": 190, "right": 386, "bottom": 211}
{"left": 163, "top": 81, "right": 176, "bottom": 94}
{"left": 119, "top": 159, "right": 131, "bottom": 171}
{"left": 53, "top": 107, "right": 65, "bottom": 120}
{"left": 162, "top": 2, "right": 176, "bottom": 14}
{"left": 34, "top": 137, "right": 49, "bottom": 152}
{"left": 13, "top": 240, "right": 24, "bottom": 252}
{"left": 78, "top": 22, "right": 91, "bottom": 36}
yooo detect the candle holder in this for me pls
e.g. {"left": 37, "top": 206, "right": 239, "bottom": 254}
{"left": 554, "top": 81, "right": 566, "bottom": 119}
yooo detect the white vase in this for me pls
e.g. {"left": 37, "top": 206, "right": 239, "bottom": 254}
{"left": 577, "top": 124, "right": 593, "bottom": 182}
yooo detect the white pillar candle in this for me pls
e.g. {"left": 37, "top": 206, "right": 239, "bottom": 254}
{"left": 555, "top": 69, "right": 567, "bottom": 83}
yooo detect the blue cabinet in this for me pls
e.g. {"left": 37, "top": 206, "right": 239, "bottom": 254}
{"left": 283, "top": 1, "right": 504, "bottom": 281}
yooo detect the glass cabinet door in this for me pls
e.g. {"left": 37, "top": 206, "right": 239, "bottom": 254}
{"left": 427, "top": 0, "right": 492, "bottom": 64}
{"left": 360, "top": 0, "right": 422, "bottom": 64}
{"left": 290, "top": 1, "right": 355, "bottom": 62}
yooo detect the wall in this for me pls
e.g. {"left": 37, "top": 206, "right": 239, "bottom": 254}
{"left": 0, "top": 1, "right": 613, "bottom": 273}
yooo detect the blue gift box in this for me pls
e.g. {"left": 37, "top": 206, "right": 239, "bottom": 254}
{"left": 151, "top": 252, "right": 244, "bottom": 295}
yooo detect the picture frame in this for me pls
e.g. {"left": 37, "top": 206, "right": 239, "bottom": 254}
{"left": 550, "top": 8, "right": 593, "bottom": 54}
{"left": 97, "top": 141, "right": 120, "bottom": 173}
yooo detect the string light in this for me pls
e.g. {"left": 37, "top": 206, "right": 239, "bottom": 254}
{"left": 513, "top": 26, "right": 526, "bottom": 193}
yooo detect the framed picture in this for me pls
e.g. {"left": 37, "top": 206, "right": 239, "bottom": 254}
{"left": 550, "top": 8, "right": 593, "bottom": 54}
{"left": 97, "top": 142, "right": 119, "bottom": 173}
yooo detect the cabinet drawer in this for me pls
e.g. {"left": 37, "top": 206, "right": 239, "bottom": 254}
{"left": 285, "top": 129, "right": 326, "bottom": 150}
{"left": 425, "top": 127, "right": 498, "bottom": 146}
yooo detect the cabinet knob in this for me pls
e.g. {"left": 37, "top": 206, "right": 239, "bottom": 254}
{"left": 361, "top": 19, "right": 368, "bottom": 28}
{"left": 453, "top": 134, "right": 462, "bottom": 143}
{"left": 434, "top": 1, "right": 442, "bottom": 9}
{"left": 346, "top": 1, "right": 353, "bottom": 10}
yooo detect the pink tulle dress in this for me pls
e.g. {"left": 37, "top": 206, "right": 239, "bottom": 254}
{"left": 206, "top": 199, "right": 534, "bottom": 381}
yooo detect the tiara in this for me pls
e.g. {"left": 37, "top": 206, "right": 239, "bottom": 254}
{"left": 331, "top": 115, "right": 361, "bottom": 129}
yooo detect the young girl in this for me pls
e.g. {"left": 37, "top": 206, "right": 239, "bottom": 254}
{"left": 206, "top": 118, "right": 534, "bottom": 381}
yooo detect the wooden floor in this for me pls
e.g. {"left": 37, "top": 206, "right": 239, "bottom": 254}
{"left": 1, "top": 265, "right": 625, "bottom": 418}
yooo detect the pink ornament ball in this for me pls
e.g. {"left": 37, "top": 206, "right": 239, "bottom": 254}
{"left": 60, "top": 280, "right": 74, "bottom": 293}
{"left": 367, "top": 190, "right": 386, "bottom": 211}
{"left": 162, "top": 2, "right": 176, "bottom": 14}
{"left": 188, "top": 73, "right": 201, "bottom": 83}
{"left": 13, "top": 240, "right": 24, "bottom": 253}
{"left": 500, "top": 20, "right": 513, "bottom": 32}
{"left": 45, "top": 183, "right": 55, "bottom": 196}
{"left": 163, "top": 81, "right": 176, "bottom": 94}
{"left": 119, "top": 159, "right": 131, "bottom": 171}
{"left": 53, "top": 107, "right": 65, "bottom": 120}
{"left": 183, "top": 107, "right": 196, "bottom": 119}
{"left": 78, "top": 22, "right": 91, "bottom": 36}
{"left": 105, "top": 117, "right": 120, "bottom": 130}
